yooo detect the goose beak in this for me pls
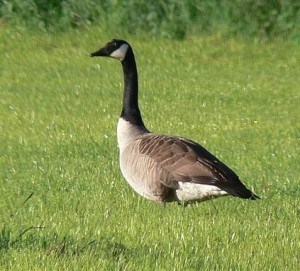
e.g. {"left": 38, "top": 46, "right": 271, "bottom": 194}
{"left": 90, "top": 48, "right": 107, "bottom": 57}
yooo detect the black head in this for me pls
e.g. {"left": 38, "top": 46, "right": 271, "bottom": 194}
{"left": 90, "top": 39, "right": 130, "bottom": 61}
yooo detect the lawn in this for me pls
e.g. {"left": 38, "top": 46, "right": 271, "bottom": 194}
{"left": 0, "top": 26, "right": 299, "bottom": 270}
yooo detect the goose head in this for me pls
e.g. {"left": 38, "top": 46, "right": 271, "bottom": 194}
{"left": 90, "top": 39, "right": 129, "bottom": 61}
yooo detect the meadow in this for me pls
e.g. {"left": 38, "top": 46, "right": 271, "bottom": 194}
{"left": 0, "top": 26, "right": 299, "bottom": 270}
{"left": 1, "top": 0, "right": 299, "bottom": 40}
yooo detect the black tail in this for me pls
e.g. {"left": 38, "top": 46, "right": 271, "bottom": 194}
{"left": 239, "top": 191, "right": 260, "bottom": 200}
{"left": 234, "top": 186, "right": 260, "bottom": 200}
{"left": 219, "top": 181, "right": 260, "bottom": 200}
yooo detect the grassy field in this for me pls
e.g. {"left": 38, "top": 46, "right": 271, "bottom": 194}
{"left": 0, "top": 26, "right": 299, "bottom": 270}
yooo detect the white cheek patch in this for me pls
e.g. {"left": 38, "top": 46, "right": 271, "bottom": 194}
{"left": 110, "top": 44, "right": 129, "bottom": 61}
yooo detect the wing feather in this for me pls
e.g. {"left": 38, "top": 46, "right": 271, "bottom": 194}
{"left": 137, "top": 134, "right": 259, "bottom": 199}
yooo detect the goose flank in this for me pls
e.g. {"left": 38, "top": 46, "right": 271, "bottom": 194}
{"left": 90, "top": 39, "right": 259, "bottom": 204}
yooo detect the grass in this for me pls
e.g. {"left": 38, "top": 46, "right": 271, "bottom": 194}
{"left": 1, "top": 0, "right": 300, "bottom": 40}
{"left": 0, "top": 26, "right": 299, "bottom": 270}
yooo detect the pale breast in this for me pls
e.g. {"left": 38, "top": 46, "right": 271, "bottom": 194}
{"left": 117, "top": 118, "right": 149, "bottom": 154}
{"left": 119, "top": 141, "right": 171, "bottom": 202}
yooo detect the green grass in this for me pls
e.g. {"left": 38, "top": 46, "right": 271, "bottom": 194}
{"left": 1, "top": 0, "right": 300, "bottom": 40}
{"left": 1, "top": 26, "right": 299, "bottom": 270}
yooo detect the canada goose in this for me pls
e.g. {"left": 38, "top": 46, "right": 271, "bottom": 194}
{"left": 90, "top": 39, "right": 259, "bottom": 204}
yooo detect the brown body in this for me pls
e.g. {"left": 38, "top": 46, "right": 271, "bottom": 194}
{"left": 91, "top": 39, "right": 259, "bottom": 204}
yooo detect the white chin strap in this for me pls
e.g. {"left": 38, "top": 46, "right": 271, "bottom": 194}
{"left": 110, "top": 44, "right": 129, "bottom": 61}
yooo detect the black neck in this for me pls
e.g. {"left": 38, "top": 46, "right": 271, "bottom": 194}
{"left": 120, "top": 48, "right": 145, "bottom": 127}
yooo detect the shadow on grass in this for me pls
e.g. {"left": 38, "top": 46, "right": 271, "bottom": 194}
{"left": 1, "top": 227, "right": 166, "bottom": 270}
{"left": 0, "top": 192, "right": 162, "bottom": 268}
